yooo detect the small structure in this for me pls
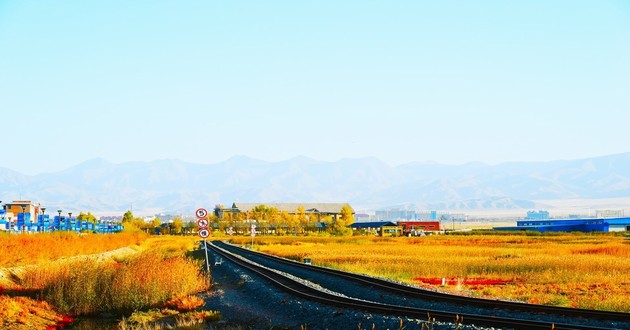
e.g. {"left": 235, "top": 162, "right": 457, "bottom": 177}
{"left": 350, "top": 221, "right": 401, "bottom": 236}
{"left": 397, "top": 221, "right": 440, "bottom": 236}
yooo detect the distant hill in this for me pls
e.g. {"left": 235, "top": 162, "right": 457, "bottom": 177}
{"left": 2, "top": 153, "right": 630, "bottom": 215}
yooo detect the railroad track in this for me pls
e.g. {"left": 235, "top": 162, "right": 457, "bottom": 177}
{"left": 212, "top": 241, "right": 629, "bottom": 324}
{"left": 208, "top": 241, "right": 625, "bottom": 330}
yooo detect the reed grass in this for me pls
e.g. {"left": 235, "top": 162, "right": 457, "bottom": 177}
{"left": 14, "top": 235, "right": 209, "bottom": 316}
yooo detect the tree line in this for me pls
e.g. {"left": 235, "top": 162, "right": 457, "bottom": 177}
{"left": 120, "top": 204, "right": 355, "bottom": 236}
{"left": 210, "top": 204, "right": 355, "bottom": 236}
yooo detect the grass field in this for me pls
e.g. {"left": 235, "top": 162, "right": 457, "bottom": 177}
{"left": 0, "top": 231, "right": 147, "bottom": 267}
{"left": 0, "top": 233, "right": 210, "bottom": 329}
{"left": 230, "top": 232, "right": 630, "bottom": 312}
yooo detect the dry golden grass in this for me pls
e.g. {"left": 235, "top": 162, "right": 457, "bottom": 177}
{"left": 231, "top": 232, "right": 630, "bottom": 312}
{"left": 0, "top": 295, "right": 73, "bottom": 329}
{"left": 0, "top": 231, "right": 147, "bottom": 267}
{"left": 18, "top": 236, "right": 209, "bottom": 315}
{"left": 1, "top": 233, "right": 208, "bottom": 325}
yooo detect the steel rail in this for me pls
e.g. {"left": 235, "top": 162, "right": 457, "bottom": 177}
{"left": 208, "top": 241, "right": 616, "bottom": 330}
{"left": 214, "top": 241, "right": 629, "bottom": 323}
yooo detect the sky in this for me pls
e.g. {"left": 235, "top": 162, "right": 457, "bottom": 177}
{"left": 1, "top": 1, "right": 629, "bottom": 175}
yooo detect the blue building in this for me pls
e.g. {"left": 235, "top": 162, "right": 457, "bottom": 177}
{"left": 494, "top": 217, "right": 630, "bottom": 233}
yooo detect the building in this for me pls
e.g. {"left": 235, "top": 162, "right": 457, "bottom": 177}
{"left": 375, "top": 209, "right": 417, "bottom": 221}
{"left": 397, "top": 221, "right": 441, "bottom": 235}
{"left": 493, "top": 217, "right": 630, "bottom": 233}
{"left": 350, "top": 221, "right": 401, "bottom": 236}
{"left": 3, "top": 200, "right": 41, "bottom": 221}
{"left": 355, "top": 213, "right": 372, "bottom": 222}
{"left": 375, "top": 209, "right": 459, "bottom": 222}
{"left": 1, "top": 201, "right": 44, "bottom": 231}
{"left": 526, "top": 210, "right": 549, "bottom": 220}
{"left": 595, "top": 209, "right": 624, "bottom": 218}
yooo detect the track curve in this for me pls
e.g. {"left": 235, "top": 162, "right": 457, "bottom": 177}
{"left": 212, "top": 241, "right": 629, "bottom": 323}
{"left": 208, "top": 241, "right": 627, "bottom": 330}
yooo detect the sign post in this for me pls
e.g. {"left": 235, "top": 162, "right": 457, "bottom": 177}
{"left": 196, "top": 208, "right": 210, "bottom": 274}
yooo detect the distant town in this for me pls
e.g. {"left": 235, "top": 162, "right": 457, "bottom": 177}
{"left": 2, "top": 199, "right": 629, "bottom": 235}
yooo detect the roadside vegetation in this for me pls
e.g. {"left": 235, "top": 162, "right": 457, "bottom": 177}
{"left": 0, "top": 230, "right": 212, "bottom": 329}
{"left": 230, "top": 232, "right": 630, "bottom": 312}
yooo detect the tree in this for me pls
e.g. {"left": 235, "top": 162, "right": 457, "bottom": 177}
{"left": 184, "top": 221, "right": 196, "bottom": 235}
{"left": 331, "top": 205, "right": 354, "bottom": 236}
{"left": 122, "top": 210, "right": 134, "bottom": 223}
{"left": 152, "top": 218, "right": 162, "bottom": 234}
{"left": 77, "top": 212, "right": 98, "bottom": 223}
{"left": 296, "top": 206, "right": 308, "bottom": 234}
{"left": 172, "top": 218, "right": 184, "bottom": 235}
{"left": 321, "top": 215, "right": 334, "bottom": 233}
{"left": 340, "top": 205, "right": 354, "bottom": 226}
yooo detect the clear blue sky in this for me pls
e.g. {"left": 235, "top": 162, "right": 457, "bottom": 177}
{"left": 1, "top": 1, "right": 629, "bottom": 175}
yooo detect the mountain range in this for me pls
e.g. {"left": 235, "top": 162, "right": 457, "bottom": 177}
{"left": 2, "top": 152, "right": 630, "bottom": 216}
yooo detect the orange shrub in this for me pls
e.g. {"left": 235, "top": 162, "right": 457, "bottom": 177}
{"left": 164, "top": 295, "right": 205, "bottom": 311}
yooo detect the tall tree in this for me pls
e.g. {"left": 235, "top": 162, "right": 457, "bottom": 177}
{"left": 340, "top": 205, "right": 354, "bottom": 227}
{"left": 331, "top": 205, "right": 354, "bottom": 235}
{"left": 172, "top": 218, "right": 184, "bottom": 234}
{"left": 296, "top": 205, "right": 308, "bottom": 234}
{"left": 122, "top": 210, "right": 134, "bottom": 223}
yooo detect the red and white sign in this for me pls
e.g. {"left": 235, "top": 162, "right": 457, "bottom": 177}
{"left": 250, "top": 224, "right": 256, "bottom": 237}
{"left": 198, "top": 228, "right": 210, "bottom": 238}
{"left": 197, "top": 219, "right": 209, "bottom": 228}
{"left": 195, "top": 208, "right": 208, "bottom": 219}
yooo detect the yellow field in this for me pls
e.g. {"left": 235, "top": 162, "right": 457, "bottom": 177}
{"left": 0, "top": 231, "right": 147, "bottom": 267}
{"left": 0, "top": 234, "right": 209, "bottom": 328}
{"left": 230, "top": 233, "right": 630, "bottom": 312}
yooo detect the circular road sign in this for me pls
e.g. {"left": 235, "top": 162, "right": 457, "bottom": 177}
{"left": 195, "top": 208, "right": 208, "bottom": 219}
{"left": 198, "top": 228, "right": 210, "bottom": 239}
{"left": 197, "top": 218, "right": 209, "bottom": 228}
